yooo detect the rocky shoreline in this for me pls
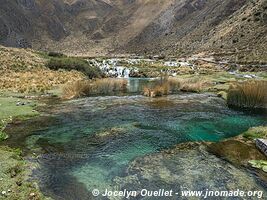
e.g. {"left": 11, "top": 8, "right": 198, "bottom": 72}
{"left": 113, "top": 127, "right": 267, "bottom": 199}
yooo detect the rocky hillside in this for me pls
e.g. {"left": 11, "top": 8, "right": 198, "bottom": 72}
{"left": 0, "top": 0, "right": 266, "bottom": 62}
{"left": 125, "top": 0, "right": 267, "bottom": 63}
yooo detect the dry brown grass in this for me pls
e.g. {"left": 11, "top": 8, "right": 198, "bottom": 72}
{"left": 143, "top": 76, "right": 211, "bottom": 97}
{"left": 0, "top": 45, "right": 86, "bottom": 93}
{"left": 143, "top": 84, "right": 167, "bottom": 97}
{"left": 0, "top": 69, "right": 85, "bottom": 93}
{"left": 62, "top": 80, "right": 92, "bottom": 99}
{"left": 227, "top": 80, "right": 267, "bottom": 109}
{"left": 93, "top": 78, "right": 127, "bottom": 95}
{"left": 143, "top": 77, "right": 180, "bottom": 97}
{"left": 0, "top": 45, "right": 45, "bottom": 71}
{"left": 62, "top": 78, "right": 128, "bottom": 99}
{"left": 178, "top": 77, "right": 211, "bottom": 93}
{"left": 167, "top": 77, "right": 181, "bottom": 92}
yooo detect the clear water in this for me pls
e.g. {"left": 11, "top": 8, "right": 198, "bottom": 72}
{"left": 8, "top": 93, "right": 267, "bottom": 199}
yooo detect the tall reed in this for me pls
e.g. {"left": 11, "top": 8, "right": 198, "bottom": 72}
{"left": 227, "top": 80, "right": 267, "bottom": 109}
{"left": 143, "top": 76, "right": 180, "bottom": 97}
{"left": 62, "top": 78, "right": 127, "bottom": 99}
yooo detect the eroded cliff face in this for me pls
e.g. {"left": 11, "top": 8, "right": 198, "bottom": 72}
{"left": 0, "top": 0, "right": 266, "bottom": 60}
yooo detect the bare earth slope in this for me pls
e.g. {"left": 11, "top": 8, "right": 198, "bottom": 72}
{"left": 0, "top": 0, "right": 266, "bottom": 61}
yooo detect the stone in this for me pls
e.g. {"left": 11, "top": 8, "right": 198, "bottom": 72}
{"left": 256, "top": 139, "right": 267, "bottom": 157}
{"left": 29, "top": 192, "right": 36, "bottom": 197}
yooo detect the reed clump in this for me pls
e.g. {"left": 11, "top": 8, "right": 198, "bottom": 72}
{"left": 227, "top": 80, "right": 267, "bottom": 109}
{"left": 143, "top": 84, "right": 169, "bottom": 98}
{"left": 179, "top": 77, "right": 210, "bottom": 93}
{"left": 62, "top": 78, "right": 128, "bottom": 99}
{"left": 143, "top": 76, "right": 180, "bottom": 97}
{"left": 62, "top": 80, "right": 92, "bottom": 99}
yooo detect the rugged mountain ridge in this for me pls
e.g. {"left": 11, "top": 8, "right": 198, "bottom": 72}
{"left": 0, "top": 0, "right": 266, "bottom": 61}
{"left": 124, "top": 0, "right": 267, "bottom": 62}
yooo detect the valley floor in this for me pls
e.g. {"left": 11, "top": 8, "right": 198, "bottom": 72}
{"left": 0, "top": 47, "right": 267, "bottom": 200}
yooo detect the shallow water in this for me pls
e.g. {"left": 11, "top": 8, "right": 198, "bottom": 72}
{"left": 6, "top": 92, "right": 267, "bottom": 199}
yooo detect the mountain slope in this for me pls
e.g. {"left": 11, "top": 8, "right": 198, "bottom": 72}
{"left": 123, "top": 0, "right": 267, "bottom": 62}
{"left": 0, "top": 0, "right": 266, "bottom": 61}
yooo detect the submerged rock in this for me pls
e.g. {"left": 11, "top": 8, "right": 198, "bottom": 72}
{"left": 113, "top": 143, "right": 266, "bottom": 199}
{"left": 208, "top": 139, "right": 265, "bottom": 166}
{"left": 96, "top": 127, "right": 126, "bottom": 138}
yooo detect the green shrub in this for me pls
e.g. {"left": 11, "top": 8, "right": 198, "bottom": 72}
{"left": 48, "top": 51, "right": 66, "bottom": 57}
{"left": 47, "top": 57, "right": 102, "bottom": 78}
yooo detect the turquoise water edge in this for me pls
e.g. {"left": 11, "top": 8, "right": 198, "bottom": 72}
{"left": 5, "top": 92, "right": 267, "bottom": 199}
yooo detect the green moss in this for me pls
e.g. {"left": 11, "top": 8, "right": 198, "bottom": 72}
{"left": 0, "top": 97, "right": 39, "bottom": 143}
{"left": 248, "top": 160, "right": 267, "bottom": 172}
{"left": 35, "top": 51, "right": 50, "bottom": 59}
{"left": 243, "top": 126, "right": 267, "bottom": 139}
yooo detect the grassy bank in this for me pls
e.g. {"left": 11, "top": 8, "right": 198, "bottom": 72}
{"left": 0, "top": 97, "right": 38, "bottom": 120}
{"left": 0, "top": 146, "right": 49, "bottom": 200}
{"left": 0, "top": 96, "right": 39, "bottom": 142}
{"left": 0, "top": 95, "right": 50, "bottom": 199}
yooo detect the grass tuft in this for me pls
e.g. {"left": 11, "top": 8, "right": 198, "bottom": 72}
{"left": 62, "top": 78, "right": 128, "bottom": 99}
{"left": 143, "top": 76, "right": 209, "bottom": 97}
{"left": 143, "top": 75, "right": 181, "bottom": 97}
{"left": 179, "top": 77, "right": 210, "bottom": 93}
{"left": 227, "top": 81, "right": 267, "bottom": 109}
